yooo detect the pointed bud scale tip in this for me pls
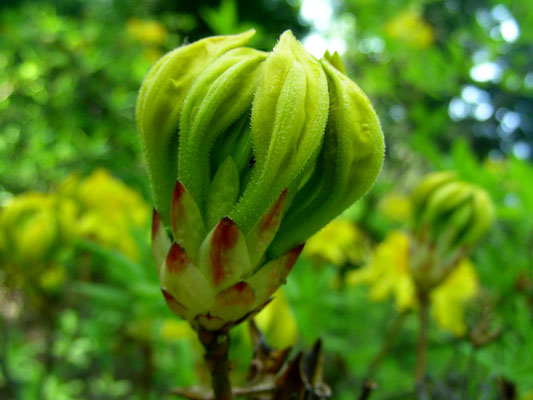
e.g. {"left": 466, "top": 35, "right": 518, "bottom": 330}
{"left": 151, "top": 208, "right": 162, "bottom": 240}
{"left": 285, "top": 243, "right": 305, "bottom": 273}
{"left": 151, "top": 208, "right": 171, "bottom": 273}
{"left": 161, "top": 288, "right": 187, "bottom": 318}
{"left": 248, "top": 243, "right": 304, "bottom": 304}
{"left": 216, "top": 281, "right": 255, "bottom": 307}
{"left": 210, "top": 217, "right": 240, "bottom": 286}
{"left": 165, "top": 242, "right": 189, "bottom": 274}
{"left": 247, "top": 188, "right": 288, "bottom": 268}
{"left": 260, "top": 189, "right": 287, "bottom": 233}
{"left": 170, "top": 180, "right": 186, "bottom": 235}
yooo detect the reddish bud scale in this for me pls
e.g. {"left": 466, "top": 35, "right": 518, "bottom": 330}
{"left": 151, "top": 208, "right": 162, "bottom": 240}
{"left": 284, "top": 244, "right": 304, "bottom": 274}
{"left": 166, "top": 242, "right": 189, "bottom": 274}
{"left": 260, "top": 189, "right": 287, "bottom": 233}
{"left": 210, "top": 217, "right": 239, "bottom": 285}
{"left": 171, "top": 181, "right": 186, "bottom": 234}
{"left": 217, "top": 281, "right": 255, "bottom": 306}
{"left": 161, "top": 288, "right": 187, "bottom": 318}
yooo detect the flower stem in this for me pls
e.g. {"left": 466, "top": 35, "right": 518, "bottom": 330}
{"left": 197, "top": 329, "right": 233, "bottom": 400}
{"left": 367, "top": 311, "right": 407, "bottom": 376}
{"left": 415, "top": 293, "right": 429, "bottom": 388}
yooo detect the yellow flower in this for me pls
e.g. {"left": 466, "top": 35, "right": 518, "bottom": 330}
{"left": 431, "top": 259, "right": 478, "bottom": 336}
{"left": 0, "top": 192, "right": 69, "bottom": 262}
{"left": 60, "top": 169, "right": 150, "bottom": 259}
{"left": 304, "top": 219, "right": 370, "bottom": 266}
{"left": 385, "top": 10, "right": 435, "bottom": 49}
{"left": 0, "top": 192, "right": 76, "bottom": 294}
{"left": 255, "top": 290, "right": 298, "bottom": 348}
{"left": 126, "top": 18, "right": 167, "bottom": 45}
{"left": 377, "top": 192, "right": 412, "bottom": 224}
{"left": 347, "top": 231, "right": 415, "bottom": 310}
{"left": 347, "top": 231, "right": 479, "bottom": 336}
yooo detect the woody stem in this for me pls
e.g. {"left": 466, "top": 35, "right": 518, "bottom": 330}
{"left": 414, "top": 292, "right": 429, "bottom": 388}
{"left": 198, "top": 329, "right": 233, "bottom": 400}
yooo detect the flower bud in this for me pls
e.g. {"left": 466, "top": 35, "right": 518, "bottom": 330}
{"left": 409, "top": 172, "right": 494, "bottom": 291}
{"left": 137, "top": 31, "right": 384, "bottom": 331}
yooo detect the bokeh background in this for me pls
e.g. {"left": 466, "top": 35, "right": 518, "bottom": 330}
{"left": 0, "top": 0, "right": 532, "bottom": 399}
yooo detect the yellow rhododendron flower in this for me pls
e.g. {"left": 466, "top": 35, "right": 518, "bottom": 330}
{"left": 431, "top": 259, "right": 479, "bottom": 336}
{"left": 385, "top": 10, "right": 435, "bottom": 49}
{"left": 347, "top": 231, "right": 479, "bottom": 336}
{"left": 0, "top": 192, "right": 77, "bottom": 295}
{"left": 60, "top": 169, "right": 150, "bottom": 259}
{"left": 304, "top": 219, "right": 370, "bottom": 267}
{"left": 255, "top": 290, "right": 298, "bottom": 348}
{"left": 377, "top": 192, "right": 412, "bottom": 224}
{"left": 0, "top": 192, "right": 76, "bottom": 263}
{"left": 347, "top": 231, "right": 415, "bottom": 310}
{"left": 126, "top": 18, "right": 167, "bottom": 45}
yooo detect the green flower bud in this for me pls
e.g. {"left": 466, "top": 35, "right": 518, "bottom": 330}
{"left": 409, "top": 172, "right": 494, "bottom": 291}
{"left": 137, "top": 31, "right": 384, "bottom": 331}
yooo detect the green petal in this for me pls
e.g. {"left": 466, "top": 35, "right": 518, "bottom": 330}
{"left": 323, "top": 50, "right": 346, "bottom": 75}
{"left": 136, "top": 30, "right": 256, "bottom": 226}
{"left": 231, "top": 30, "right": 329, "bottom": 233}
{"left": 269, "top": 58, "right": 384, "bottom": 257}
{"left": 205, "top": 157, "right": 240, "bottom": 231}
{"left": 178, "top": 47, "right": 266, "bottom": 209}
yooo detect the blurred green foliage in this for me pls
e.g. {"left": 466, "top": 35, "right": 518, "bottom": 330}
{"left": 0, "top": 0, "right": 532, "bottom": 399}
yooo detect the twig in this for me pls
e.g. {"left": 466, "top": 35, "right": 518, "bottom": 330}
{"left": 358, "top": 379, "right": 378, "bottom": 400}
{"left": 197, "top": 329, "right": 233, "bottom": 400}
{"left": 366, "top": 311, "right": 408, "bottom": 376}
{"left": 0, "top": 316, "right": 19, "bottom": 399}
{"left": 37, "top": 307, "right": 56, "bottom": 398}
{"left": 140, "top": 340, "right": 154, "bottom": 399}
{"left": 414, "top": 293, "right": 429, "bottom": 391}
{"left": 171, "top": 384, "right": 275, "bottom": 399}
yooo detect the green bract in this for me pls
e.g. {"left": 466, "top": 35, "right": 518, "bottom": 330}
{"left": 409, "top": 171, "right": 494, "bottom": 291}
{"left": 137, "top": 30, "right": 384, "bottom": 331}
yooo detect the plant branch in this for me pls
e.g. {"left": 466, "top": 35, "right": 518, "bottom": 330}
{"left": 171, "top": 384, "right": 275, "bottom": 399}
{"left": 197, "top": 329, "right": 233, "bottom": 400}
{"left": 0, "top": 316, "right": 19, "bottom": 399}
{"left": 414, "top": 293, "right": 429, "bottom": 390}
{"left": 366, "top": 311, "right": 407, "bottom": 376}
{"left": 358, "top": 379, "right": 378, "bottom": 400}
